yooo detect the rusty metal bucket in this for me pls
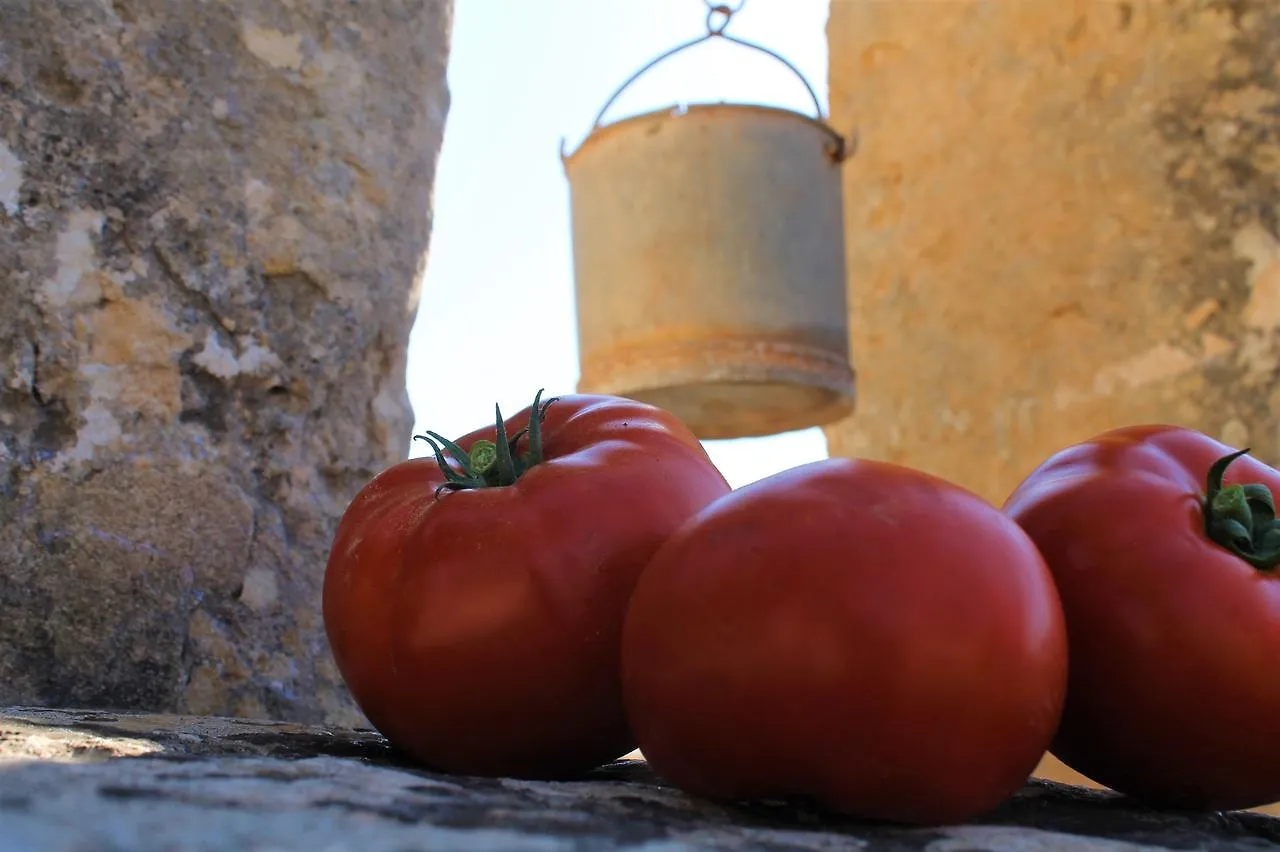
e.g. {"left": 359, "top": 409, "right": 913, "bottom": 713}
{"left": 561, "top": 3, "right": 856, "bottom": 440}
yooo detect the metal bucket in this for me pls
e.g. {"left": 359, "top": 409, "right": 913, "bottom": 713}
{"left": 561, "top": 3, "right": 856, "bottom": 440}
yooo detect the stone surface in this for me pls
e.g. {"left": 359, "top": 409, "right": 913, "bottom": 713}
{"left": 825, "top": 0, "right": 1280, "bottom": 502}
{"left": 4, "top": 708, "right": 1280, "bottom": 851}
{"left": 824, "top": 0, "right": 1280, "bottom": 801}
{"left": 0, "top": 2, "right": 453, "bottom": 723}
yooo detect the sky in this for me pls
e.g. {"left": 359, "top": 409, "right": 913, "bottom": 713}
{"left": 405, "top": 0, "right": 834, "bottom": 488}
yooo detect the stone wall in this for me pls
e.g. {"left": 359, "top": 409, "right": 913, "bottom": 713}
{"left": 0, "top": 1, "right": 453, "bottom": 724}
{"left": 824, "top": 0, "right": 1279, "bottom": 801}
{"left": 825, "top": 0, "right": 1280, "bottom": 503}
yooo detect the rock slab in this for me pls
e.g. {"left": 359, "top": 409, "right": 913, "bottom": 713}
{"left": 0, "top": 1, "right": 453, "bottom": 724}
{"left": 2, "top": 707, "right": 1279, "bottom": 851}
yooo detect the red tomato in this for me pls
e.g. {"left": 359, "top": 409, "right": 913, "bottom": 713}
{"left": 323, "top": 391, "right": 730, "bottom": 779}
{"left": 1004, "top": 424, "right": 1280, "bottom": 810}
{"left": 620, "top": 458, "right": 1068, "bottom": 825}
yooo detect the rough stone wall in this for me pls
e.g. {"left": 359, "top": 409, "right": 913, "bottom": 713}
{"left": 0, "top": 1, "right": 453, "bottom": 724}
{"left": 825, "top": 0, "right": 1280, "bottom": 504}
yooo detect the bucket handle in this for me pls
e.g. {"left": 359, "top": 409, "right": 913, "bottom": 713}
{"left": 572, "top": 1, "right": 850, "bottom": 163}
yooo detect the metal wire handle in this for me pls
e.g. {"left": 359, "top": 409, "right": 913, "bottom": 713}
{"left": 590, "top": 1, "right": 829, "bottom": 130}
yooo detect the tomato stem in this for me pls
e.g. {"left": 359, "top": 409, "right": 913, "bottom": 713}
{"left": 413, "top": 389, "right": 558, "bottom": 496}
{"left": 1203, "top": 448, "right": 1280, "bottom": 570}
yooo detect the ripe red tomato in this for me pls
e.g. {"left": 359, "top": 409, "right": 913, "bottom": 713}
{"left": 323, "top": 391, "right": 730, "bottom": 780}
{"left": 620, "top": 458, "right": 1068, "bottom": 825}
{"left": 1004, "top": 424, "right": 1280, "bottom": 811}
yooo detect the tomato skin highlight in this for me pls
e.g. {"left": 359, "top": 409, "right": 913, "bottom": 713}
{"left": 322, "top": 393, "right": 731, "bottom": 780}
{"left": 1004, "top": 424, "right": 1280, "bottom": 811}
{"left": 620, "top": 457, "right": 1068, "bottom": 825}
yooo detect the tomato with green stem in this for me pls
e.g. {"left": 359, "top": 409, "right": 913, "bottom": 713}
{"left": 1004, "top": 424, "right": 1280, "bottom": 810}
{"left": 323, "top": 390, "right": 731, "bottom": 779}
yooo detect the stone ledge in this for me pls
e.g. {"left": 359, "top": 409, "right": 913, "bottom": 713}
{"left": 2, "top": 708, "right": 1278, "bottom": 851}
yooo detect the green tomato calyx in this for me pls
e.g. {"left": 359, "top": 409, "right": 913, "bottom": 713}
{"left": 1204, "top": 448, "right": 1280, "bottom": 570}
{"left": 413, "top": 389, "right": 558, "bottom": 497}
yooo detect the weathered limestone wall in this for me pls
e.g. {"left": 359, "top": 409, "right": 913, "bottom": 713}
{"left": 0, "top": 1, "right": 453, "bottom": 723}
{"left": 825, "top": 0, "right": 1280, "bottom": 504}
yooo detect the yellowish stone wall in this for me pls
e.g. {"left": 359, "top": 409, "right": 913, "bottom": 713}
{"left": 826, "top": 0, "right": 1280, "bottom": 502}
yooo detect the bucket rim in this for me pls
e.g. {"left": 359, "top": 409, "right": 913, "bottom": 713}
{"left": 560, "top": 101, "right": 851, "bottom": 168}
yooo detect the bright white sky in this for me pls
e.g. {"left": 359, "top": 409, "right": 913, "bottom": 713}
{"left": 405, "top": 0, "right": 834, "bottom": 488}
